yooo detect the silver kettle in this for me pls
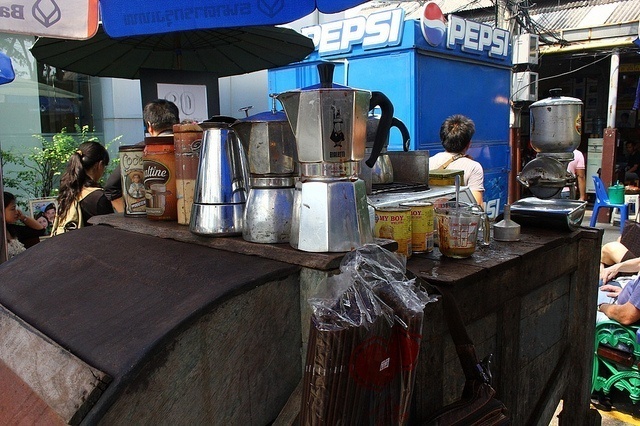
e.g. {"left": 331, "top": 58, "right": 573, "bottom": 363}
{"left": 362, "top": 116, "right": 411, "bottom": 189}
{"left": 190, "top": 116, "right": 250, "bottom": 236}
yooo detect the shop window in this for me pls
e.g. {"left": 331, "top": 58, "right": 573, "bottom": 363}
{"left": 36, "top": 64, "right": 94, "bottom": 135}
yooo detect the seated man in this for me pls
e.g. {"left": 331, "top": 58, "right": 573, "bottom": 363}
{"left": 593, "top": 272, "right": 640, "bottom": 410}
{"left": 600, "top": 220, "right": 640, "bottom": 272}
{"left": 599, "top": 258, "right": 640, "bottom": 325}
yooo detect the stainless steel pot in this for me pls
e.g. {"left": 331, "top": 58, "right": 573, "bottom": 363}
{"left": 530, "top": 88, "right": 583, "bottom": 153}
{"left": 243, "top": 186, "right": 295, "bottom": 243}
{"left": 190, "top": 116, "right": 250, "bottom": 236}
{"left": 231, "top": 96, "right": 298, "bottom": 178}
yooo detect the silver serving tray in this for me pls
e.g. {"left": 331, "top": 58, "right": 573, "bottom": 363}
{"left": 509, "top": 197, "right": 587, "bottom": 231}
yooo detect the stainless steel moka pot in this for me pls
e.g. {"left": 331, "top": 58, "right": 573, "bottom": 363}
{"left": 276, "top": 62, "right": 393, "bottom": 252}
{"left": 190, "top": 116, "right": 250, "bottom": 236}
{"left": 232, "top": 95, "right": 298, "bottom": 243}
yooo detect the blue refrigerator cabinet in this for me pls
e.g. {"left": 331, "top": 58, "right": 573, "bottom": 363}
{"left": 269, "top": 14, "right": 512, "bottom": 218}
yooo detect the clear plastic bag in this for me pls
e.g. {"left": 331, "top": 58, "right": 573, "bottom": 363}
{"left": 302, "top": 244, "right": 437, "bottom": 425}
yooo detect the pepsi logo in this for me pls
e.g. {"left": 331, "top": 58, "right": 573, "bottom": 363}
{"left": 421, "top": 2, "right": 447, "bottom": 47}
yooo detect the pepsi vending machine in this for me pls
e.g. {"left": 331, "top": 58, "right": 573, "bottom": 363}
{"left": 268, "top": 4, "right": 512, "bottom": 218}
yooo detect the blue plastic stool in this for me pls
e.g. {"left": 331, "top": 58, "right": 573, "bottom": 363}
{"left": 591, "top": 175, "right": 628, "bottom": 234}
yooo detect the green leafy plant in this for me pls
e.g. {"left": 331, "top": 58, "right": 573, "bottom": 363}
{"left": 1, "top": 125, "right": 121, "bottom": 199}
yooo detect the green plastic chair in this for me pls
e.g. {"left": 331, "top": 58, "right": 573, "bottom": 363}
{"left": 592, "top": 319, "right": 640, "bottom": 404}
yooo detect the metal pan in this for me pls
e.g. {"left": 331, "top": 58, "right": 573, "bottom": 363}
{"left": 509, "top": 197, "right": 587, "bottom": 231}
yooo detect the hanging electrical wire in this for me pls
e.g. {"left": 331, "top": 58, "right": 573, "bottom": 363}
{"left": 510, "top": 52, "right": 614, "bottom": 103}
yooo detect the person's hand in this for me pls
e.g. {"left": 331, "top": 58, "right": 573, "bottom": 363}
{"left": 600, "top": 284, "right": 623, "bottom": 298}
{"left": 601, "top": 264, "right": 621, "bottom": 283}
{"left": 16, "top": 209, "right": 26, "bottom": 222}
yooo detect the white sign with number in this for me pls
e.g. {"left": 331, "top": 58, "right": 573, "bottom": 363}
{"left": 157, "top": 83, "right": 208, "bottom": 123}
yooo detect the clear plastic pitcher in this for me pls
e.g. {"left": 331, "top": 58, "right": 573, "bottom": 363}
{"left": 435, "top": 202, "right": 489, "bottom": 258}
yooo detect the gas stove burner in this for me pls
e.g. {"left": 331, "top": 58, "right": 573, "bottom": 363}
{"left": 371, "top": 182, "right": 430, "bottom": 195}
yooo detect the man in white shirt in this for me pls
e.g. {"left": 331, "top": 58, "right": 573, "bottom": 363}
{"left": 429, "top": 114, "right": 484, "bottom": 205}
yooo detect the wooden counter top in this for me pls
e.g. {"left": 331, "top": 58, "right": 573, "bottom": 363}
{"left": 89, "top": 213, "right": 397, "bottom": 271}
{"left": 407, "top": 225, "right": 598, "bottom": 287}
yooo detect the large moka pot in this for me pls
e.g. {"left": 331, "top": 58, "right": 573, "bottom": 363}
{"left": 190, "top": 116, "right": 250, "bottom": 236}
{"left": 276, "top": 62, "right": 394, "bottom": 252}
{"left": 231, "top": 96, "right": 298, "bottom": 243}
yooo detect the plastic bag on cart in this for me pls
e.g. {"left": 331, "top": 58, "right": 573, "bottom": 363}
{"left": 301, "top": 244, "right": 436, "bottom": 426}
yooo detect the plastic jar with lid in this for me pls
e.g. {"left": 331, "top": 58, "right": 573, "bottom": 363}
{"left": 173, "top": 123, "right": 203, "bottom": 225}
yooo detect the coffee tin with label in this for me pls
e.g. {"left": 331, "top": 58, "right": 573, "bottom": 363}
{"left": 374, "top": 206, "right": 412, "bottom": 258}
{"left": 400, "top": 201, "right": 434, "bottom": 253}
{"left": 143, "top": 135, "right": 178, "bottom": 221}
{"left": 119, "top": 145, "right": 146, "bottom": 217}
{"left": 173, "top": 123, "right": 203, "bottom": 225}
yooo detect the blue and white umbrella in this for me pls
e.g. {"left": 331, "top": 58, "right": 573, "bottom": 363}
{"left": 100, "top": 0, "right": 370, "bottom": 37}
{"left": 0, "top": 0, "right": 369, "bottom": 41}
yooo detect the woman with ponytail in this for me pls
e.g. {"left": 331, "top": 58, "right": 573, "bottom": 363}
{"left": 52, "top": 141, "right": 114, "bottom": 235}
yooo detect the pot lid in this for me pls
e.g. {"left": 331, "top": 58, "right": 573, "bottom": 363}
{"left": 237, "top": 110, "right": 289, "bottom": 123}
{"left": 531, "top": 88, "right": 583, "bottom": 108}
{"left": 235, "top": 94, "right": 290, "bottom": 123}
{"left": 199, "top": 115, "right": 236, "bottom": 129}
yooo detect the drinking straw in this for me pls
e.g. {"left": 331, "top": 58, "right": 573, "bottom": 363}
{"left": 301, "top": 322, "right": 318, "bottom": 423}
{"left": 326, "top": 328, "right": 344, "bottom": 424}
{"left": 341, "top": 326, "right": 358, "bottom": 424}
{"left": 455, "top": 174, "right": 460, "bottom": 210}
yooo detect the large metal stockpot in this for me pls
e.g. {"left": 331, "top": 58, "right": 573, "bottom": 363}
{"left": 530, "top": 88, "right": 583, "bottom": 153}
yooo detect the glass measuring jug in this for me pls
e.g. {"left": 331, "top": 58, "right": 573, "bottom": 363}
{"left": 435, "top": 202, "right": 490, "bottom": 258}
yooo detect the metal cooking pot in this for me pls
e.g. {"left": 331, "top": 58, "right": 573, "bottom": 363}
{"left": 530, "top": 88, "right": 583, "bottom": 153}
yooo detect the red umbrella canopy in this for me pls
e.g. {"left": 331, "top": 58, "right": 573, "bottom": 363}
{"left": 100, "top": 0, "right": 371, "bottom": 37}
